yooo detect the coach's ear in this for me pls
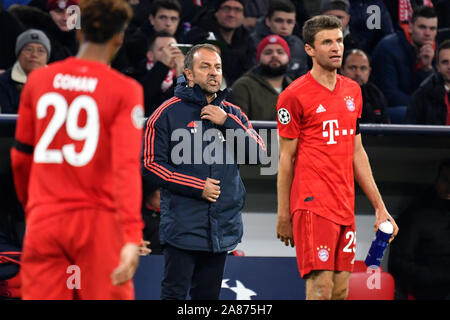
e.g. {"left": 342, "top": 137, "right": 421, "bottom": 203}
{"left": 184, "top": 68, "right": 194, "bottom": 87}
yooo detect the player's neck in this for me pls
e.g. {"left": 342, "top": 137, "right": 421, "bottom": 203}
{"left": 76, "top": 42, "right": 114, "bottom": 65}
{"left": 310, "top": 66, "right": 337, "bottom": 91}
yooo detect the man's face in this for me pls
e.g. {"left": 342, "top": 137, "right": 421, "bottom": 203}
{"left": 186, "top": 48, "right": 222, "bottom": 94}
{"left": 214, "top": 0, "right": 244, "bottom": 31}
{"left": 341, "top": 53, "right": 371, "bottom": 86}
{"left": 50, "top": 8, "right": 74, "bottom": 32}
{"left": 265, "top": 11, "right": 296, "bottom": 37}
{"left": 437, "top": 48, "right": 450, "bottom": 84}
{"left": 323, "top": 9, "right": 350, "bottom": 30}
{"left": 436, "top": 166, "right": 450, "bottom": 200}
{"left": 18, "top": 43, "right": 48, "bottom": 75}
{"left": 147, "top": 36, "right": 177, "bottom": 62}
{"left": 409, "top": 17, "right": 438, "bottom": 47}
{"left": 149, "top": 8, "right": 180, "bottom": 35}
{"left": 306, "top": 28, "right": 344, "bottom": 71}
{"left": 259, "top": 43, "right": 289, "bottom": 72}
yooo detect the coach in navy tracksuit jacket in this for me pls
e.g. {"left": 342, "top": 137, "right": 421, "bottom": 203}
{"left": 141, "top": 45, "right": 266, "bottom": 300}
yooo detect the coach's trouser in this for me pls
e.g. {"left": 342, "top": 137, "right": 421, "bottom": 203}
{"left": 161, "top": 244, "right": 227, "bottom": 300}
{"left": 21, "top": 209, "right": 134, "bottom": 300}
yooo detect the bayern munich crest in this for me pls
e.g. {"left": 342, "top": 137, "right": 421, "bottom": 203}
{"left": 317, "top": 245, "right": 331, "bottom": 262}
{"left": 278, "top": 108, "right": 291, "bottom": 124}
{"left": 345, "top": 96, "right": 355, "bottom": 112}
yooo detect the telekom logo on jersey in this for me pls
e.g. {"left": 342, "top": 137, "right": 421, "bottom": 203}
{"left": 322, "top": 120, "right": 355, "bottom": 145}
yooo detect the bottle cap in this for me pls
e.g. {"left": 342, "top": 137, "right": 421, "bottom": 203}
{"left": 379, "top": 221, "right": 394, "bottom": 234}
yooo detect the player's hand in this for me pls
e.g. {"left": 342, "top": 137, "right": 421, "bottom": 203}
{"left": 419, "top": 41, "right": 434, "bottom": 71}
{"left": 276, "top": 215, "right": 295, "bottom": 247}
{"left": 202, "top": 178, "right": 221, "bottom": 202}
{"left": 111, "top": 243, "right": 140, "bottom": 286}
{"left": 139, "top": 240, "right": 151, "bottom": 256}
{"left": 374, "top": 208, "right": 399, "bottom": 243}
{"left": 200, "top": 105, "right": 227, "bottom": 126}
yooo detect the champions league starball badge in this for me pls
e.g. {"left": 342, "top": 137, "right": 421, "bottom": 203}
{"left": 278, "top": 108, "right": 291, "bottom": 125}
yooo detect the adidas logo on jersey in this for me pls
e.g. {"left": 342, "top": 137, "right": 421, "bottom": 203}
{"left": 316, "top": 104, "right": 326, "bottom": 113}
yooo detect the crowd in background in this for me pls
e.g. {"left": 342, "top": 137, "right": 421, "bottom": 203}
{"left": 0, "top": 0, "right": 449, "bottom": 124}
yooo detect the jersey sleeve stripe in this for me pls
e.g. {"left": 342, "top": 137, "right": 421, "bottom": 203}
{"left": 227, "top": 113, "right": 267, "bottom": 151}
{"left": 147, "top": 163, "right": 205, "bottom": 190}
{"left": 12, "top": 139, "right": 34, "bottom": 154}
{"left": 143, "top": 97, "right": 206, "bottom": 189}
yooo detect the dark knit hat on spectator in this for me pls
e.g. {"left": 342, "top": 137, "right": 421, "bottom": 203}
{"left": 47, "top": 0, "right": 79, "bottom": 11}
{"left": 214, "top": 0, "right": 245, "bottom": 11}
{"left": 320, "top": 0, "right": 350, "bottom": 14}
{"left": 15, "top": 29, "right": 51, "bottom": 59}
{"left": 256, "top": 35, "right": 291, "bottom": 62}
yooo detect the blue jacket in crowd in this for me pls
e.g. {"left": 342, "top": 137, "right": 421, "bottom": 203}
{"left": 142, "top": 76, "right": 266, "bottom": 253}
{"left": 371, "top": 28, "right": 433, "bottom": 108}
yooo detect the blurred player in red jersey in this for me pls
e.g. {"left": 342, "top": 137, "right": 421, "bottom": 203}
{"left": 276, "top": 15, "right": 399, "bottom": 300}
{"left": 10, "top": 0, "right": 146, "bottom": 299}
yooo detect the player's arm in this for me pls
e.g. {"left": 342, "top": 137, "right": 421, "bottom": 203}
{"left": 353, "top": 133, "right": 399, "bottom": 242}
{"left": 10, "top": 80, "right": 35, "bottom": 207}
{"left": 109, "top": 81, "right": 145, "bottom": 286}
{"left": 276, "top": 136, "right": 297, "bottom": 247}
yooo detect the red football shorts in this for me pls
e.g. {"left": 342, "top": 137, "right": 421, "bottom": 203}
{"left": 292, "top": 210, "right": 356, "bottom": 278}
{"left": 21, "top": 209, "right": 134, "bottom": 300}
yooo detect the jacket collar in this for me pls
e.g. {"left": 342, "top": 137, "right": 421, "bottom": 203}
{"left": 174, "top": 75, "right": 230, "bottom": 107}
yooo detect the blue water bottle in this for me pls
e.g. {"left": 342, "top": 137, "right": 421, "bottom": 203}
{"left": 365, "top": 221, "right": 394, "bottom": 269}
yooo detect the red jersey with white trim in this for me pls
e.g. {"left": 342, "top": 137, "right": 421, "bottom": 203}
{"left": 277, "top": 71, "right": 362, "bottom": 225}
{"left": 13, "top": 57, "right": 144, "bottom": 244}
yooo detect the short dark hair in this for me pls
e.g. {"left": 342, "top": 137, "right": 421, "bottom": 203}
{"left": 148, "top": 31, "right": 175, "bottom": 51}
{"left": 411, "top": 5, "right": 437, "bottom": 24}
{"left": 437, "top": 39, "right": 450, "bottom": 61}
{"left": 302, "top": 15, "right": 342, "bottom": 47}
{"left": 266, "top": 0, "right": 296, "bottom": 19}
{"left": 184, "top": 43, "right": 220, "bottom": 70}
{"left": 149, "top": 0, "right": 182, "bottom": 16}
{"left": 342, "top": 48, "right": 370, "bottom": 67}
{"left": 80, "top": 0, "right": 132, "bottom": 43}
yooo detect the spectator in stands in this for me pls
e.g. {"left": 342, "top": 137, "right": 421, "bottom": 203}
{"left": 251, "top": 0, "right": 308, "bottom": 80}
{"left": 405, "top": 39, "right": 450, "bottom": 125}
{"left": 320, "top": 0, "right": 359, "bottom": 52}
{"left": 136, "top": 31, "right": 185, "bottom": 117}
{"left": 143, "top": 0, "right": 183, "bottom": 40}
{"left": 348, "top": 0, "right": 394, "bottom": 55}
{"left": 340, "top": 49, "right": 390, "bottom": 123}
{"left": 388, "top": 158, "right": 450, "bottom": 300}
{"left": 112, "top": 0, "right": 183, "bottom": 76}
{"left": 8, "top": 1, "right": 78, "bottom": 63}
{"left": 241, "top": 0, "right": 270, "bottom": 31}
{"left": 371, "top": 6, "right": 438, "bottom": 109}
{"left": 0, "top": 29, "right": 50, "bottom": 114}
{"left": 0, "top": 5, "right": 24, "bottom": 73}
{"left": 184, "top": 0, "right": 256, "bottom": 86}
{"left": 231, "top": 35, "right": 292, "bottom": 120}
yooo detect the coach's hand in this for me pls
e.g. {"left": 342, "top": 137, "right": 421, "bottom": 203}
{"left": 111, "top": 243, "right": 140, "bottom": 286}
{"left": 201, "top": 105, "right": 227, "bottom": 126}
{"left": 202, "top": 178, "right": 221, "bottom": 202}
{"left": 374, "top": 208, "right": 399, "bottom": 243}
{"left": 277, "top": 215, "right": 295, "bottom": 247}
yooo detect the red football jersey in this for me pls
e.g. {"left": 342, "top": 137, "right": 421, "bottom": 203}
{"left": 277, "top": 71, "right": 362, "bottom": 225}
{"left": 13, "top": 57, "right": 144, "bottom": 244}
